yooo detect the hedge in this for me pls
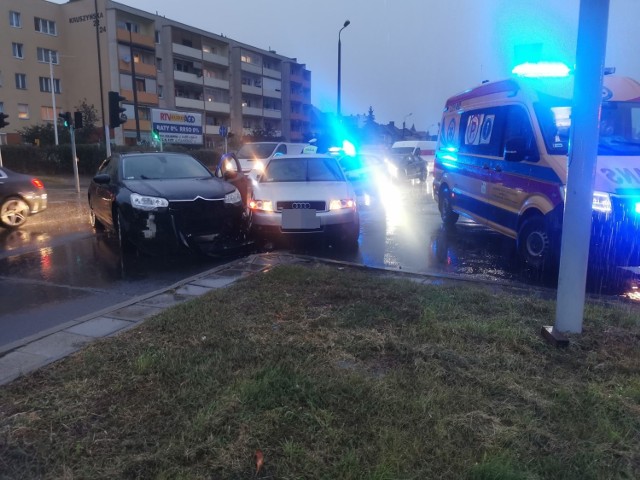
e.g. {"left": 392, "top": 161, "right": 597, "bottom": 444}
{"left": 0, "top": 145, "right": 224, "bottom": 175}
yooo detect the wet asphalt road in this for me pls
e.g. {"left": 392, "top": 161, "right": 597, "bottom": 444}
{"left": 0, "top": 175, "right": 637, "bottom": 351}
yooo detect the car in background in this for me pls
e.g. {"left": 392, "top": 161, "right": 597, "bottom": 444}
{"left": 384, "top": 140, "right": 436, "bottom": 182}
{"left": 236, "top": 142, "right": 309, "bottom": 174}
{"left": 0, "top": 167, "right": 47, "bottom": 229}
{"left": 338, "top": 152, "right": 388, "bottom": 206}
{"left": 249, "top": 154, "right": 359, "bottom": 249}
{"left": 87, "top": 152, "right": 248, "bottom": 255}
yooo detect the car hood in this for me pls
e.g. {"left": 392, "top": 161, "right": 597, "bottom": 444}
{"left": 123, "top": 177, "right": 234, "bottom": 200}
{"left": 594, "top": 155, "right": 640, "bottom": 194}
{"left": 253, "top": 181, "right": 353, "bottom": 201}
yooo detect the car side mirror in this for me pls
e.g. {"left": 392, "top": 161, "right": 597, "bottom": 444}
{"left": 93, "top": 173, "right": 111, "bottom": 184}
{"left": 504, "top": 137, "right": 526, "bottom": 162}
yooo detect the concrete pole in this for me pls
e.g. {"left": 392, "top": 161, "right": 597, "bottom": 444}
{"left": 50, "top": 57, "right": 59, "bottom": 145}
{"left": 70, "top": 127, "right": 80, "bottom": 193}
{"left": 554, "top": 0, "right": 610, "bottom": 335}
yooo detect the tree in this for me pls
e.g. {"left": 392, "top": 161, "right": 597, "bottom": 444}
{"left": 73, "top": 99, "right": 101, "bottom": 144}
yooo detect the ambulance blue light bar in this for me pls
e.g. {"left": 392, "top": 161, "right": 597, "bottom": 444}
{"left": 512, "top": 62, "right": 571, "bottom": 78}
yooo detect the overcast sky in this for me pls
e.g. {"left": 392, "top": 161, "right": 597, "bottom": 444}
{"left": 53, "top": 0, "right": 640, "bottom": 132}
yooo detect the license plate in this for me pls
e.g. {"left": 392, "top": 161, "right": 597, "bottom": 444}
{"left": 282, "top": 209, "right": 320, "bottom": 230}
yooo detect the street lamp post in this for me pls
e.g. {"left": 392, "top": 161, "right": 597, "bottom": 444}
{"left": 337, "top": 19, "right": 351, "bottom": 117}
{"left": 126, "top": 22, "right": 141, "bottom": 144}
{"left": 403, "top": 112, "right": 412, "bottom": 139}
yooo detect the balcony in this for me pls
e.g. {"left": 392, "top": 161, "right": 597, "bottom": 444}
{"left": 290, "top": 92, "right": 305, "bottom": 103}
{"left": 290, "top": 111, "right": 306, "bottom": 121}
{"left": 174, "top": 70, "right": 202, "bottom": 85}
{"left": 122, "top": 89, "right": 158, "bottom": 105}
{"left": 241, "top": 84, "right": 261, "bottom": 96}
{"left": 172, "top": 43, "right": 202, "bottom": 60}
{"left": 123, "top": 118, "right": 151, "bottom": 131}
{"left": 263, "top": 88, "right": 281, "bottom": 99}
{"left": 263, "top": 67, "right": 281, "bottom": 80}
{"left": 117, "top": 28, "right": 155, "bottom": 49}
{"left": 119, "top": 59, "right": 157, "bottom": 77}
{"left": 203, "top": 51, "right": 229, "bottom": 67}
{"left": 242, "top": 106, "right": 263, "bottom": 117}
{"left": 175, "top": 97, "right": 205, "bottom": 110}
{"left": 240, "top": 62, "right": 262, "bottom": 75}
{"left": 203, "top": 76, "right": 229, "bottom": 90}
{"left": 263, "top": 109, "right": 282, "bottom": 119}
{"left": 204, "top": 101, "right": 230, "bottom": 114}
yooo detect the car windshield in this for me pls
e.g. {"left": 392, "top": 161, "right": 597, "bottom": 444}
{"left": 339, "top": 154, "right": 383, "bottom": 172}
{"left": 390, "top": 147, "right": 416, "bottom": 155}
{"left": 236, "top": 143, "right": 277, "bottom": 159}
{"left": 535, "top": 100, "right": 640, "bottom": 156}
{"left": 262, "top": 157, "right": 346, "bottom": 182}
{"left": 122, "top": 154, "right": 211, "bottom": 180}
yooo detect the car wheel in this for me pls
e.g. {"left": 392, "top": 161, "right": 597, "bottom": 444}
{"left": 518, "top": 216, "right": 553, "bottom": 271}
{"left": 439, "top": 187, "right": 459, "bottom": 227}
{"left": 89, "top": 208, "right": 104, "bottom": 231}
{"left": 115, "top": 210, "right": 135, "bottom": 254}
{"left": 0, "top": 196, "right": 30, "bottom": 229}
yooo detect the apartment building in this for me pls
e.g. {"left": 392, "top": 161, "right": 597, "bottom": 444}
{"left": 0, "top": 0, "right": 312, "bottom": 146}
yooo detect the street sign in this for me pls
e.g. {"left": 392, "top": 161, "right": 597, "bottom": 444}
{"left": 219, "top": 125, "right": 228, "bottom": 137}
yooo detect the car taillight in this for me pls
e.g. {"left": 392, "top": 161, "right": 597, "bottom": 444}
{"left": 31, "top": 178, "right": 45, "bottom": 189}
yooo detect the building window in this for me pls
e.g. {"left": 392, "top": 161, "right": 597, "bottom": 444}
{"left": 10, "top": 11, "right": 21, "bottom": 28}
{"left": 156, "top": 57, "right": 162, "bottom": 71}
{"left": 12, "top": 43, "right": 24, "bottom": 59}
{"left": 155, "top": 30, "right": 160, "bottom": 43}
{"left": 158, "top": 85, "right": 163, "bottom": 98}
{"left": 39, "top": 77, "right": 61, "bottom": 94}
{"left": 117, "top": 20, "right": 139, "bottom": 33}
{"left": 37, "top": 48, "right": 58, "bottom": 64}
{"left": 41, "top": 106, "right": 60, "bottom": 121}
{"left": 0, "top": 102, "right": 4, "bottom": 113}
{"left": 18, "top": 104, "right": 29, "bottom": 119}
{"left": 15, "top": 73, "right": 27, "bottom": 89}
{"left": 34, "top": 17, "right": 56, "bottom": 35}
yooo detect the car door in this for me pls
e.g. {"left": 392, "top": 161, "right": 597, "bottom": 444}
{"left": 92, "top": 157, "right": 119, "bottom": 229}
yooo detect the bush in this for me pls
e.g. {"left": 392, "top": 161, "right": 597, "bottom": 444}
{"left": 1, "top": 144, "right": 223, "bottom": 175}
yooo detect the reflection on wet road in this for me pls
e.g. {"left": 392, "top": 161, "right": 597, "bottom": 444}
{"left": 1, "top": 176, "right": 638, "bottom": 350}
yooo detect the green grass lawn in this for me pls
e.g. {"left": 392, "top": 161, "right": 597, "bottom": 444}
{"left": 1, "top": 264, "right": 639, "bottom": 479}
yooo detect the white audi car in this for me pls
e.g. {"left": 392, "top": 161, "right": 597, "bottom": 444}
{"left": 249, "top": 154, "right": 360, "bottom": 250}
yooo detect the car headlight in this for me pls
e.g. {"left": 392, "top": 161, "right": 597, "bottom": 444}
{"left": 249, "top": 199, "right": 274, "bottom": 212}
{"left": 224, "top": 188, "right": 242, "bottom": 204}
{"left": 329, "top": 199, "right": 356, "bottom": 210}
{"left": 130, "top": 193, "right": 168, "bottom": 210}
{"left": 592, "top": 191, "right": 612, "bottom": 213}
{"left": 386, "top": 162, "right": 398, "bottom": 178}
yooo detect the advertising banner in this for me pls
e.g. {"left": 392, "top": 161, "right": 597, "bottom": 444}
{"left": 151, "top": 109, "right": 203, "bottom": 145}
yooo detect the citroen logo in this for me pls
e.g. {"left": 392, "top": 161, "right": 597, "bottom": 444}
{"left": 292, "top": 202, "right": 311, "bottom": 209}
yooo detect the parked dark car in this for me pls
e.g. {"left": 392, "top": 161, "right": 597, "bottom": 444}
{"left": 0, "top": 167, "right": 47, "bottom": 229}
{"left": 87, "top": 152, "right": 249, "bottom": 255}
{"left": 384, "top": 147, "right": 428, "bottom": 182}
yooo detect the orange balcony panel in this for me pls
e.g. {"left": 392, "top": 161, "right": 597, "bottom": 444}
{"left": 119, "top": 60, "right": 157, "bottom": 77}
{"left": 117, "top": 28, "right": 156, "bottom": 49}
{"left": 122, "top": 89, "right": 159, "bottom": 106}
{"left": 123, "top": 119, "right": 151, "bottom": 131}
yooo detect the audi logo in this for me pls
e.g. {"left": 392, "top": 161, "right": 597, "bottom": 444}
{"left": 291, "top": 202, "right": 311, "bottom": 209}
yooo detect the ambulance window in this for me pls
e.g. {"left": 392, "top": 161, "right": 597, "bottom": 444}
{"left": 504, "top": 106, "right": 539, "bottom": 162}
{"left": 459, "top": 107, "right": 505, "bottom": 157}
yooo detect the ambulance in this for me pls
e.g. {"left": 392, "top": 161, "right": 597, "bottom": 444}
{"left": 432, "top": 65, "right": 640, "bottom": 270}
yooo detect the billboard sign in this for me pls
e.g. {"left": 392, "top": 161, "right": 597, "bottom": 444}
{"left": 151, "top": 109, "right": 202, "bottom": 145}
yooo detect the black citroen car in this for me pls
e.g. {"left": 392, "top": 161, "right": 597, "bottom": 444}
{"left": 87, "top": 152, "right": 249, "bottom": 255}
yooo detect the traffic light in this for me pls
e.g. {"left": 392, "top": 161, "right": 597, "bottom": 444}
{"left": 0, "top": 113, "right": 9, "bottom": 129}
{"left": 108, "top": 91, "right": 127, "bottom": 128}
{"left": 151, "top": 129, "right": 160, "bottom": 141}
{"left": 74, "top": 111, "right": 83, "bottom": 129}
{"left": 59, "top": 111, "right": 72, "bottom": 129}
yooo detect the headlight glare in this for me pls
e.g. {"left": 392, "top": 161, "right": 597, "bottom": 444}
{"left": 329, "top": 199, "right": 356, "bottom": 210}
{"left": 130, "top": 193, "right": 168, "bottom": 210}
{"left": 250, "top": 199, "right": 273, "bottom": 211}
{"left": 592, "top": 191, "right": 612, "bottom": 213}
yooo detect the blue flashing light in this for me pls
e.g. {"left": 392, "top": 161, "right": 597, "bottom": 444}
{"left": 512, "top": 62, "right": 571, "bottom": 78}
{"left": 342, "top": 140, "right": 356, "bottom": 157}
